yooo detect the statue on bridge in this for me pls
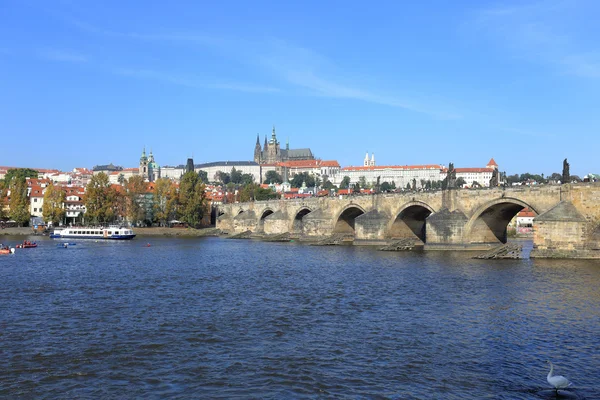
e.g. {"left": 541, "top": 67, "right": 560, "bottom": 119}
{"left": 562, "top": 158, "right": 570, "bottom": 184}
{"left": 446, "top": 163, "right": 457, "bottom": 189}
{"left": 490, "top": 169, "right": 499, "bottom": 187}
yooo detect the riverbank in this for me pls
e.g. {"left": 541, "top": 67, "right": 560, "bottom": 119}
{"left": 0, "top": 227, "right": 34, "bottom": 236}
{"left": 135, "top": 227, "right": 221, "bottom": 237}
{"left": 0, "top": 227, "right": 222, "bottom": 237}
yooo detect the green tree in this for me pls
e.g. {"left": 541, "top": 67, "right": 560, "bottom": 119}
{"left": 9, "top": 176, "right": 29, "bottom": 226}
{"left": 198, "top": 170, "right": 208, "bottom": 184}
{"left": 0, "top": 180, "right": 7, "bottom": 220}
{"left": 3, "top": 168, "right": 39, "bottom": 187}
{"left": 117, "top": 173, "right": 125, "bottom": 185}
{"left": 359, "top": 176, "right": 367, "bottom": 189}
{"left": 290, "top": 172, "right": 316, "bottom": 188}
{"left": 381, "top": 181, "right": 394, "bottom": 192}
{"left": 216, "top": 171, "right": 230, "bottom": 184}
{"left": 166, "top": 182, "right": 179, "bottom": 223}
{"left": 456, "top": 177, "right": 467, "bottom": 187}
{"left": 124, "top": 175, "right": 147, "bottom": 225}
{"left": 265, "top": 170, "right": 283, "bottom": 184}
{"left": 239, "top": 183, "right": 277, "bottom": 202}
{"left": 230, "top": 167, "right": 243, "bottom": 184}
{"left": 340, "top": 176, "right": 351, "bottom": 189}
{"left": 42, "top": 183, "right": 66, "bottom": 226}
{"left": 353, "top": 182, "right": 361, "bottom": 193}
{"left": 241, "top": 173, "right": 254, "bottom": 185}
{"left": 322, "top": 180, "right": 336, "bottom": 190}
{"left": 178, "top": 171, "right": 207, "bottom": 228}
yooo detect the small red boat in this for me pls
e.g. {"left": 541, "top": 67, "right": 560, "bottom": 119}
{"left": 0, "top": 248, "right": 14, "bottom": 255}
{"left": 16, "top": 241, "right": 37, "bottom": 249}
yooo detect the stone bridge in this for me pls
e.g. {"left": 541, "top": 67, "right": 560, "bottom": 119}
{"left": 216, "top": 184, "right": 600, "bottom": 258}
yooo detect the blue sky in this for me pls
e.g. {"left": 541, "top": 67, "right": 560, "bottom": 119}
{"left": 1, "top": 0, "right": 599, "bottom": 176}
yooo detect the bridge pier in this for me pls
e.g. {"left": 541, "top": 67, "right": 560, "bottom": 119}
{"left": 302, "top": 208, "right": 334, "bottom": 237}
{"left": 233, "top": 210, "right": 258, "bottom": 233}
{"left": 531, "top": 200, "right": 596, "bottom": 258}
{"left": 355, "top": 210, "right": 390, "bottom": 241}
{"left": 425, "top": 208, "right": 470, "bottom": 249}
{"left": 263, "top": 211, "right": 289, "bottom": 235}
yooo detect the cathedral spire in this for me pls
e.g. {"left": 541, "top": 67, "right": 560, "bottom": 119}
{"left": 264, "top": 134, "right": 268, "bottom": 149}
{"left": 271, "top": 125, "right": 277, "bottom": 143}
{"left": 286, "top": 137, "right": 289, "bottom": 151}
{"left": 256, "top": 133, "right": 260, "bottom": 145}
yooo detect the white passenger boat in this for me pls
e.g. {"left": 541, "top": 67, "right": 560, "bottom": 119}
{"left": 50, "top": 226, "right": 136, "bottom": 240}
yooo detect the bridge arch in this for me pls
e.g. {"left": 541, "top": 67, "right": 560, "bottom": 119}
{"left": 464, "top": 197, "right": 538, "bottom": 244}
{"left": 291, "top": 207, "right": 313, "bottom": 233}
{"left": 333, "top": 204, "right": 366, "bottom": 235}
{"left": 257, "top": 208, "right": 275, "bottom": 232}
{"left": 388, "top": 201, "right": 436, "bottom": 242}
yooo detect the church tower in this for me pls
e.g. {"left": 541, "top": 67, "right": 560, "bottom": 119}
{"left": 147, "top": 149, "right": 160, "bottom": 182}
{"left": 364, "top": 152, "right": 370, "bottom": 167}
{"left": 139, "top": 147, "right": 149, "bottom": 180}
{"left": 254, "top": 134, "right": 262, "bottom": 163}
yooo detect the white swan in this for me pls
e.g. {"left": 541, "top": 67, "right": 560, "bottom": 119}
{"left": 547, "top": 361, "right": 571, "bottom": 392}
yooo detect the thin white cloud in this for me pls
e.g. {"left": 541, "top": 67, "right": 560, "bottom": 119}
{"left": 471, "top": 1, "right": 600, "bottom": 79}
{"left": 39, "top": 48, "right": 88, "bottom": 63}
{"left": 562, "top": 52, "right": 600, "bottom": 78}
{"left": 113, "top": 68, "right": 280, "bottom": 93}
{"left": 66, "top": 19, "right": 461, "bottom": 118}
{"left": 257, "top": 40, "right": 461, "bottom": 119}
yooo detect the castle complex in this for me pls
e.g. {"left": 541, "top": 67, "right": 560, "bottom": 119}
{"left": 254, "top": 126, "right": 315, "bottom": 164}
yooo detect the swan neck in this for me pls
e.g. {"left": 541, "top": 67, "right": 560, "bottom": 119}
{"left": 547, "top": 363, "right": 554, "bottom": 379}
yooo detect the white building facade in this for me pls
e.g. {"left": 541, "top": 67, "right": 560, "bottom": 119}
{"left": 195, "top": 161, "right": 262, "bottom": 184}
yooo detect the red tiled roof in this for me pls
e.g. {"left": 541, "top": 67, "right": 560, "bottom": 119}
{"left": 29, "top": 185, "right": 45, "bottom": 196}
{"left": 517, "top": 208, "right": 536, "bottom": 218}
{"left": 487, "top": 158, "right": 498, "bottom": 167}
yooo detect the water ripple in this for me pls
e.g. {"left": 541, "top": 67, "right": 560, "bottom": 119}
{"left": 0, "top": 237, "right": 599, "bottom": 398}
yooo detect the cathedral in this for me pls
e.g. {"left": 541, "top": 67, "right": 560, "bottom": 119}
{"left": 253, "top": 126, "right": 315, "bottom": 164}
{"left": 139, "top": 147, "right": 160, "bottom": 182}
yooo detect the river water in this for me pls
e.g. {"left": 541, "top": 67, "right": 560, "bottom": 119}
{"left": 0, "top": 236, "right": 598, "bottom": 399}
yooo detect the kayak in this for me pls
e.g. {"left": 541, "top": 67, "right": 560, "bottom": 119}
{"left": 16, "top": 243, "right": 37, "bottom": 249}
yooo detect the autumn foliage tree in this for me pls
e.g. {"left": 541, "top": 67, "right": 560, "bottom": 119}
{"left": 178, "top": 171, "right": 207, "bottom": 228}
{"left": 42, "top": 183, "right": 66, "bottom": 226}
{"left": 124, "top": 175, "right": 147, "bottom": 225}
{"left": 153, "top": 178, "right": 178, "bottom": 226}
{"left": 84, "top": 172, "right": 122, "bottom": 224}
